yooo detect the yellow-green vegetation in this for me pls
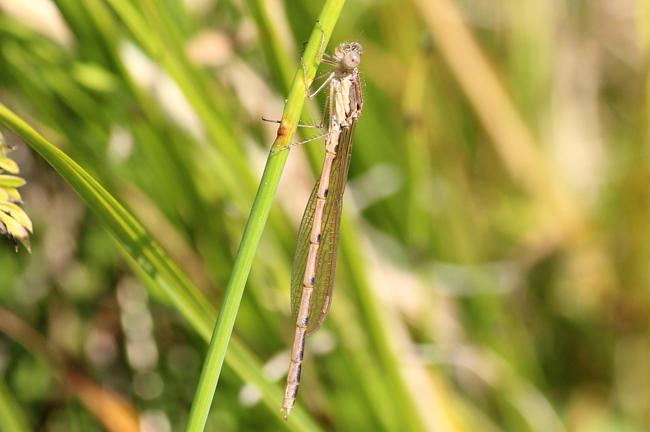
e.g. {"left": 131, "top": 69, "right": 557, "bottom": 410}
{"left": 1, "top": 0, "right": 649, "bottom": 431}
{"left": 0, "top": 131, "right": 32, "bottom": 252}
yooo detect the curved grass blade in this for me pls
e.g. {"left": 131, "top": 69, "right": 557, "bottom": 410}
{"left": 0, "top": 102, "right": 322, "bottom": 432}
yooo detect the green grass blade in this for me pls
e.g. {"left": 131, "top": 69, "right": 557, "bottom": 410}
{"left": 244, "top": 0, "right": 298, "bottom": 94}
{"left": 0, "top": 103, "right": 214, "bottom": 333}
{"left": 0, "top": 102, "right": 320, "bottom": 431}
{"left": 104, "top": 0, "right": 256, "bottom": 195}
{"left": 183, "top": 150, "right": 289, "bottom": 432}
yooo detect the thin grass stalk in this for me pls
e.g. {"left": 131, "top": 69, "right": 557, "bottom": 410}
{"left": 339, "top": 224, "right": 430, "bottom": 431}
{"left": 244, "top": 0, "right": 298, "bottom": 94}
{"left": 103, "top": 0, "right": 256, "bottom": 200}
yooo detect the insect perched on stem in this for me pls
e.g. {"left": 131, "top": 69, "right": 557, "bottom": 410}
{"left": 281, "top": 23, "right": 363, "bottom": 420}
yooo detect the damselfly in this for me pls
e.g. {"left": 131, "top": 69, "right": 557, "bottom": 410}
{"left": 282, "top": 24, "right": 363, "bottom": 420}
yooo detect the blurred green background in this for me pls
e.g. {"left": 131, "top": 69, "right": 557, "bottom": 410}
{"left": 1, "top": 0, "right": 649, "bottom": 431}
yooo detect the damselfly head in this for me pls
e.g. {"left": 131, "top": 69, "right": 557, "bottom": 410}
{"left": 336, "top": 42, "right": 363, "bottom": 70}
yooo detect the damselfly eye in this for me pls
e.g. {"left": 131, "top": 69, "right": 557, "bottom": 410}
{"left": 343, "top": 51, "right": 361, "bottom": 69}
